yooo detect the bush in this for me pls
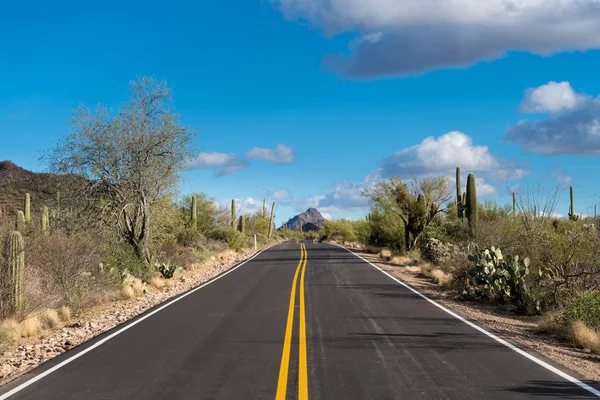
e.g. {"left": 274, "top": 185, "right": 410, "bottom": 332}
{"left": 207, "top": 227, "right": 245, "bottom": 251}
{"left": 177, "top": 228, "right": 204, "bottom": 248}
{"left": 562, "top": 291, "right": 600, "bottom": 331}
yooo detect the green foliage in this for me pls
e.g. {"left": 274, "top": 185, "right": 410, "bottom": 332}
{"left": 456, "top": 167, "right": 463, "bottom": 219}
{"left": 180, "top": 193, "right": 222, "bottom": 234}
{"left": 562, "top": 291, "right": 600, "bottom": 331}
{"left": 466, "top": 173, "right": 477, "bottom": 235}
{"left": 464, "top": 246, "right": 538, "bottom": 314}
{"left": 207, "top": 226, "right": 245, "bottom": 251}
{"left": 320, "top": 219, "right": 357, "bottom": 243}
{"left": 239, "top": 215, "right": 246, "bottom": 234}
{"left": 1, "top": 231, "right": 24, "bottom": 314}
{"left": 177, "top": 228, "right": 204, "bottom": 248}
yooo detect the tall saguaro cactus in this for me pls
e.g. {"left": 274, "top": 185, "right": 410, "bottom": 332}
{"left": 466, "top": 173, "right": 477, "bottom": 235}
{"left": 512, "top": 192, "right": 517, "bottom": 215}
{"left": 42, "top": 206, "right": 49, "bottom": 235}
{"left": 456, "top": 167, "right": 463, "bottom": 219}
{"left": 262, "top": 199, "right": 267, "bottom": 219}
{"left": 191, "top": 194, "right": 197, "bottom": 230}
{"left": 24, "top": 193, "right": 31, "bottom": 224}
{"left": 268, "top": 202, "right": 275, "bottom": 238}
{"left": 231, "top": 199, "right": 237, "bottom": 229}
{"left": 568, "top": 186, "right": 579, "bottom": 221}
{"left": 2, "top": 231, "right": 25, "bottom": 313}
{"left": 15, "top": 211, "right": 25, "bottom": 233}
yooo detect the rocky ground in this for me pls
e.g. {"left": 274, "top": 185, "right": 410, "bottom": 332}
{"left": 0, "top": 245, "right": 271, "bottom": 384}
{"left": 348, "top": 246, "right": 600, "bottom": 383}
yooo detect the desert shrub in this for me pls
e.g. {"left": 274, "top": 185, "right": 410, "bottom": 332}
{"left": 561, "top": 291, "right": 600, "bottom": 331}
{"left": 176, "top": 228, "right": 204, "bottom": 248}
{"left": 28, "top": 232, "right": 117, "bottom": 310}
{"left": 207, "top": 227, "right": 245, "bottom": 251}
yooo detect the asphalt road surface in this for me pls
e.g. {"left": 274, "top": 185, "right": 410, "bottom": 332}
{"left": 1, "top": 241, "right": 599, "bottom": 399}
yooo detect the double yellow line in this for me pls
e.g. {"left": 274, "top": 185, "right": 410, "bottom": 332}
{"left": 276, "top": 243, "right": 308, "bottom": 400}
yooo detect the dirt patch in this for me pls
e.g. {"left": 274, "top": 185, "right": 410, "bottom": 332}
{"left": 0, "top": 244, "right": 274, "bottom": 385}
{"left": 349, "top": 247, "right": 600, "bottom": 383}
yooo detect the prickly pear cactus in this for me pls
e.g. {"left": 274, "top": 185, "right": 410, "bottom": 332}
{"left": 2, "top": 231, "right": 25, "bottom": 313}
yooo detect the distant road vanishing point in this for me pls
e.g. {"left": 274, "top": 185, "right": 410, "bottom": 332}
{"left": 1, "top": 241, "right": 599, "bottom": 399}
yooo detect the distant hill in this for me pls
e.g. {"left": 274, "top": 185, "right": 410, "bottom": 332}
{"left": 0, "top": 161, "right": 63, "bottom": 217}
{"left": 281, "top": 208, "right": 326, "bottom": 232}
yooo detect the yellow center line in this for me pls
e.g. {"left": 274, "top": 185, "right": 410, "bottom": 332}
{"left": 298, "top": 243, "right": 309, "bottom": 400}
{"left": 275, "top": 243, "right": 305, "bottom": 400}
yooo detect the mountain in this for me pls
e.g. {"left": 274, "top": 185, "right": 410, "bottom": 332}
{"left": 0, "top": 160, "right": 62, "bottom": 217}
{"left": 281, "top": 208, "right": 326, "bottom": 232}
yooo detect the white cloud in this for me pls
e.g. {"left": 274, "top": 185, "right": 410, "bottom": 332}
{"left": 321, "top": 212, "right": 333, "bottom": 220}
{"left": 271, "top": 0, "right": 600, "bottom": 78}
{"left": 381, "top": 131, "right": 526, "bottom": 181}
{"left": 550, "top": 171, "right": 573, "bottom": 189}
{"left": 224, "top": 197, "right": 264, "bottom": 214}
{"left": 186, "top": 152, "right": 248, "bottom": 176}
{"left": 520, "top": 81, "right": 588, "bottom": 113}
{"left": 273, "top": 189, "right": 290, "bottom": 201}
{"left": 246, "top": 144, "right": 296, "bottom": 163}
{"left": 317, "top": 180, "right": 371, "bottom": 212}
{"left": 507, "top": 89, "right": 600, "bottom": 155}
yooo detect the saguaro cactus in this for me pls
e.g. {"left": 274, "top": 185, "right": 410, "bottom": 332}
{"left": 262, "top": 199, "right": 267, "bottom": 219}
{"left": 466, "top": 173, "right": 477, "bottom": 234}
{"left": 568, "top": 186, "right": 579, "bottom": 221}
{"left": 15, "top": 211, "right": 25, "bottom": 233}
{"left": 268, "top": 202, "right": 275, "bottom": 238}
{"left": 42, "top": 206, "right": 49, "bottom": 235}
{"left": 191, "top": 194, "right": 197, "bottom": 230}
{"left": 512, "top": 192, "right": 517, "bottom": 215}
{"left": 231, "top": 199, "right": 236, "bottom": 229}
{"left": 239, "top": 215, "right": 246, "bottom": 234}
{"left": 456, "top": 167, "right": 463, "bottom": 219}
{"left": 24, "top": 193, "right": 31, "bottom": 223}
{"left": 2, "top": 231, "right": 25, "bottom": 313}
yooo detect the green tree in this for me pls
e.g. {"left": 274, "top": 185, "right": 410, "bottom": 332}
{"left": 49, "top": 77, "right": 195, "bottom": 263}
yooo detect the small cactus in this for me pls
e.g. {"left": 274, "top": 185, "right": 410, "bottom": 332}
{"left": 42, "top": 206, "right": 49, "bottom": 235}
{"left": 15, "top": 211, "right": 25, "bottom": 233}
{"left": 456, "top": 167, "right": 463, "bottom": 219}
{"left": 466, "top": 173, "right": 477, "bottom": 235}
{"left": 268, "top": 202, "right": 275, "bottom": 238}
{"left": 1, "top": 231, "right": 25, "bottom": 313}
{"left": 24, "top": 193, "right": 31, "bottom": 223}
{"left": 231, "top": 199, "right": 236, "bottom": 229}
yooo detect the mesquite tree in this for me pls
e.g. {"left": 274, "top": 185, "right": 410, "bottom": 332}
{"left": 367, "top": 177, "right": 452, "bottom": 252}
{"left": 49, "top": 77, "right": 195, "bottom": 263}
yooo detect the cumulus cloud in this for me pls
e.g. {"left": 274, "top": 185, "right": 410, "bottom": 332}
{"left": 271, "top": 0, "right": 600, "bottom": 78}
{"left": 381, "top": 131, "right": 526, "bottom": 181}
{"left": 550, "top": 171, "right": 573, "bottom": 189}
{"left": 186, "top": 152, "right": 248, "bottom": 176}
{"left": 273, "top": 189, "right": 290, "bottom": 201}
{"left": 317, "top": 180, "right": 371, "bottom": 212}
{"left": 507, "top": 84, "right": 600, "bottom": 156}
{"left": 520, "top": 81, "right": 587, "bottom": 113}
{"left": 246, "top": 144, "right": 296, "bottom": 163}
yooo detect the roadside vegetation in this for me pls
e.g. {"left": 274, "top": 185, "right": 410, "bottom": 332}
{"left": 0, "top": 77, "right": 293, "bottom": 351}
{"left": 317, "top": 171, "right": 600, "bottom": 355}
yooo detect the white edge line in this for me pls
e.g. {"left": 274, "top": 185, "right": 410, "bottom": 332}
{"left": 0, "top": 243, "right": 280, "bottom": 400}
{"left": 333, "top": 244, "right": 600, "bottom": 398}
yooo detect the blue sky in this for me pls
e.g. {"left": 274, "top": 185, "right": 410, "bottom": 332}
{"left": 2, "top": 0, "right": 600, "bottom": 225}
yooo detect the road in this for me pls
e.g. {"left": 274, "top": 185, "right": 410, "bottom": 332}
{"left": 0, "top": 241, "right": 599, "bottom": 399}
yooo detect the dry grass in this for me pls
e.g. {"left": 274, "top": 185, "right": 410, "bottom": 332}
{"left": 121, "top": 285, "right": 135, "bottom": 299}
{"left": 164, "top": 279, "right": 176, "bottom": 288}
{"left": 390, "top": 256, "right": 414, "bottom": 265}
{"left": 405, "top": 266, "right": 422, "bottom": 273}
{"left": 430, "top": 269, "right": 452, "bottom": 286}
{"left": 571, "top": 321, "right": 600, "bottom": 353}
{"left": 131, "top": 279, "right": 145, "bottom": 296}
{"left": 150, "top": 277, "right": 166, "bottom": 290}
{"left": 365, "top": 245, "right": 383, "bottom": 254}
{"left": 379, "top": 249, "right": 393, "bottom": 261}
{"left": 537, "top": 312, "right": 563, "bottom": 334}
{"left": 19, "top": 316, "right": 43, "bottom": 337}
{"left": 0, "top": 319, "right": 20, "bottom": 342}
{"left": 59, "top": 306, "right": 71, "bottom": 321}
{"left": 40, "top": 309, "right": 60, "bottom": 329}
